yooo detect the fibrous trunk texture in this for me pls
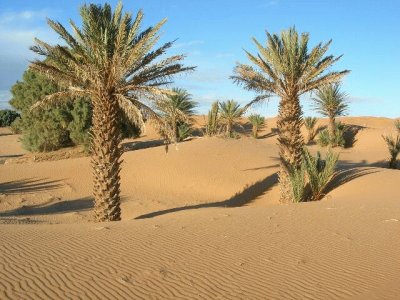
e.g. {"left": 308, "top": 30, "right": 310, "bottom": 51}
{"left": 173, "top": 120, "right": 178, "bottom": 144}
{"left": 91, "top": 93, "right": 122, "bottom": 222}
{"left": 329, "top": 116, "right": 336, "bottom": 137}
{"left": 276, "top": 95, "right": 304, "bottom": 203}
{"left": 253, "top": 126, "right": 258, "bottom": 138}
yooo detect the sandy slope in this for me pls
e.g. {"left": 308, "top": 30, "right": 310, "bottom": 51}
{"left": 0, "top": 117, "right": 400, "bottom": 299}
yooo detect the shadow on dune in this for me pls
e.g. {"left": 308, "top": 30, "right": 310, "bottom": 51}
{"left": 122, "top": 139, "right": 165, "bottom": 151}
{"left": 0, "top": 197, "right": 93, "bottom": 217}
{"left": 325, "top": 167, "right": 379, "bottom": 195}
{"left": 135, "top": 173, "right": 279, "bottom": 219}
{"left": 0, "top": 178, "right": 64, "bottom": 194}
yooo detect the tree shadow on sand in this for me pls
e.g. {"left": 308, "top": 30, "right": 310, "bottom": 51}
{"left": 0, "top": 197, "right": 93, "bottom": 217}
{"left": 135, "top": 173, "right": 279, "bottom": 219}
{"left": 0, "top": 178, "right": 64, "bottom": 194}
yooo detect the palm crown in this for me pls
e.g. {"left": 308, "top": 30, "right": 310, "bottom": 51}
{"left": 312, "top": 83, "right": 348, "bottom": 118}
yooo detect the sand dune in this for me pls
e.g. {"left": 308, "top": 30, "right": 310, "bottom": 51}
{"left": 1, "top": 117, "right": 400, "bottom": 299}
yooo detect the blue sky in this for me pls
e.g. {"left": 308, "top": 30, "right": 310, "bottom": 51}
{"left": 0, "top": 0, "right": 399, "bottom": 117}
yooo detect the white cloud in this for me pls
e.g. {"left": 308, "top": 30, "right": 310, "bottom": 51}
{"left": 0, "top": 10, "right": 48, "bottom": 25}
{"left": 172, "top": 40, "right": 205, "bottom": 49}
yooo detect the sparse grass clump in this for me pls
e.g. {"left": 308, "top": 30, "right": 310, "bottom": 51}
{"left": 248, "top": 114, "right": 265, "bottom": 138}
{"left": 304, "top": 117, "right": 318, "bottom": 144}
{"left": 288, "top": 148, "right": 339, "bottom": 203}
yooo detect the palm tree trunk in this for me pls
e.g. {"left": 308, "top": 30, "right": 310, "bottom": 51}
{"left": 276, "top": 95, "right": 304, "bottom": 203}
{"left": 253, "top": 125, "right": 258, "bottom": 138}
{"left": 328, "top": 116, "right": 336, "bottom": 137}
{"left": 227, "top": 122, "right": 232, "bottom": 137}
{"left": 173, "top": 121, "right": 178, "bottom": 143}
{"left": 91, "top": 94, "right": 122, "bottom": 221}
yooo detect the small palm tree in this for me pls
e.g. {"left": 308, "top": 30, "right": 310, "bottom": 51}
{"left": 232, "top": 27, "right": 349, "bottom": 202}
{"left": 204, "top": 101, "right": 220, "bottom": 137}
{"left": 219, "top": 100, "right": 244, "bottom": 137}
{"left": 29, "top": 2, "right": 193, "bottom": 221}
{"left": 304, "top": 117, "right": 318, "bottom": 144}
{"left": 248, "top": 114, "right": 265, "bottom": 138}
{"left": 382, "top": 133, "right": 400, "bottom": 169}
{"left": 157, "top": 88, "right": 197, "bottom": 143}
{"left": 312, "top": 83, "right": 348, "bottom": 137}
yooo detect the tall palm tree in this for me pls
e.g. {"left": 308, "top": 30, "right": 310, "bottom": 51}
{"left": 29, "top": 2, "right": 193, "bottom": 221}
{"left": 157, "top": 88, "right": 197, "bottom": 143}
{"left": 232, "top": 27, "right": 349, "bottom": 203}
{"left": 312, "top": 83, "right": 348, "bottom": 137}
{"left": 219, "top": 100, "right": 244, "bottom": 137}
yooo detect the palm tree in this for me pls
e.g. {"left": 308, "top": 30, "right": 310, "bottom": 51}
{"left": 219, "top": 100, "right": 244, "bottom": 137}
{"left": 157, "top": 88, "right": 197, "bottom": 143}
{"left": 304, "top": 116, "right": 318, "bottom": 144}
{"left": 29, "top": 2, "right": 193, "bottom": 221}
{"left": 248, "top": 114, "right": 265, "bottom": 138}
{"left": 312, "top": 83, "right": 348, "bottom": 137}
{"left": 382, "top": 134, "right": 400, "bottom": 169}
{"left": 232, "top": 27, "right": 349, "bottom": 203}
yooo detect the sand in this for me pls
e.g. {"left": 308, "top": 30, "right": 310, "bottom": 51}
{"left": 0, "top": 117, "right": 399, "bottom": 299}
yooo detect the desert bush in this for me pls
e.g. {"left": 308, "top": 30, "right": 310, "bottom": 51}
{"left": 248, "top": 114, "right": 265, "bottom": 138}
{"left": 288, "top": 148, "right": 339, "bottom": 202}
{"left": 382, "top": 134, "right": 400, "bottom": 169}
{"left": 177, "top": 123, "right": 192, "bottom": 141}
{"left": 0, "top": 110, "right": 20, "bottom": 127}
{"left": 20, "top": 108, "right": 72, "bottom": 152}
{"left": 68, "top": 99, "right": 92, "bottom": 149}
{"left": 304, "top": 116, "right": 317, "bottom": 144}
{"left": 318, "top": 122, "right": 345, "bottom": 148}
{"left": 205, "top": 101, "right": 220, "bottom": 137}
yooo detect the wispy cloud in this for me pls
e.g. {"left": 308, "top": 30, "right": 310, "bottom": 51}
{"left": 0, "top": 10, "right": 48, "bottom": 25}
{"left": 172, "top": 40, "right": 205, "bottom": 49}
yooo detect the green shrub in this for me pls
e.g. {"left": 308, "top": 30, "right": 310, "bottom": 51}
{"left": 382, "top": 134, "right": 400, "bottom": 169}
{"left": 0, "top": 110, "right": 20, "bottom": 127}
{"left": 288, "top": 148, "right": 339, "bottom": 202}
{"left": 20, "top": 107, "right": 72, "bottom": 152}
{"left": 177, "top": 123, "right": 192, "bottom": 141}
{"left": 68, "top": 99, "right": 92, "bottom": 149}
{"left": 304, "top": 116, "right": 317, "bottom": 143}
{"left": 318, "top": 122, "right": 345, "bottom": 148}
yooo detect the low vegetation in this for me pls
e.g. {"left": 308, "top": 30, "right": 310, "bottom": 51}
{"left": 289, "top": 148, "right": 339, "bottom": 202}
{"left": 318, "top": 122, "right": 346, "bottom": 148}
{"left": 0, "top": 110, "right": 20, "bottom": 127}
{"left": 382, "top": 121, "right": 400, "bottom": 169}
{"left": 304, "top": 117, "right": 318, "bottom": 144}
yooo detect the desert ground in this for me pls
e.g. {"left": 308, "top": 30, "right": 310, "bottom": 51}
{"left": 1, "top": 116, "right": 400, "bottom": 299}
